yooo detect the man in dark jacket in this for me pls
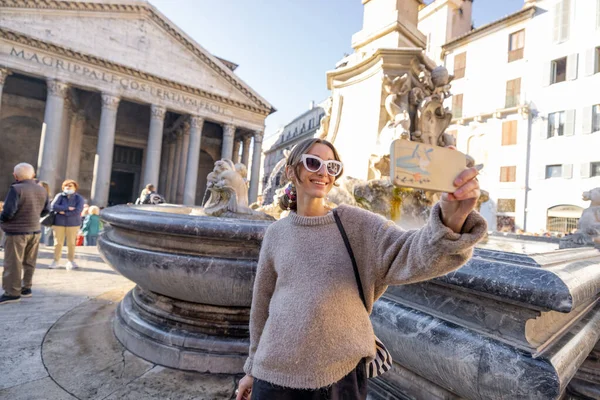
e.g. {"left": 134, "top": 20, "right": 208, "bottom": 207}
{"left": 0, "top": 163, "right": 49, "bottom": 304}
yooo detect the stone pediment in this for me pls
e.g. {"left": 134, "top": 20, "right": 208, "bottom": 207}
{"left": 0, "top": 0, "right": 273, "bottom": 113}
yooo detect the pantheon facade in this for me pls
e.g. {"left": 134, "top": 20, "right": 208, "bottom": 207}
{"left": 0, "top": 0, "right": 274, "bottom": 206}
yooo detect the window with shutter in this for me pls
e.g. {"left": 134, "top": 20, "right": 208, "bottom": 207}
{"left": 551, "top": 57, "right": 567, "bottom": 84}
{"left": 594, "top": 105, "right": 600, "bottom": 132}
{"left": 497, "top": 199, "right": 516, "bottom": 212}
{"left": 597, "top": 0, "right": 600, "bottom": 30}
{"left": 452, "top": 94, "right": 463, "bottom": 118}
{"left": 500, "top": 166, "right": 517, "bottom": 182}
{"left": 502, "top": 120, "right": 518, "bottom": 145}
{"left": 554, "top": 0, "right": 571, "bottom": 43}
{"left": 562, "top": 164, "right": 573, "bottom": 179}
{"left": 596, "top": 47, "right": 600, "bottom": 74}
{"left": 505, "top": 78, "right": 521, "bottom": 108}
{"left": 592, "top": 162, "right": 600, "bottom": 177}
{"left": 561, "top": 0, "right": 571, "bottom": 41}
{"left": 508, "top": 30, "right": 525, "bottom": 62}
{"left": 548, "top": 111, "right": 565, "bottom": 137}
{"left": 454, "top": 53, "right": 467, "bottom": 79}
{"left": 545, "top": 164, "right": 562, "bottom": 179}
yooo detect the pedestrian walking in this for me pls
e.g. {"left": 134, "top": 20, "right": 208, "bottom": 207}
{"left": 0, "top": 163, "right": 50, "bottom": 305}
{"left": 49, "top": 179, "right": 84, "bottom": 270}
{"left": 81, "top": 206, "right": 101, "bottom": 246}
{"left": 236, "top": 138, "right": 487, "bottom": 400}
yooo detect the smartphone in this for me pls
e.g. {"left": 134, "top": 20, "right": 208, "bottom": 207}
{"left": 390, "top": 139, "right": 468, "bottom": 193}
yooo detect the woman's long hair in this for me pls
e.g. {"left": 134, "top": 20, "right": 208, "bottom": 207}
{"left": 278, "top": 138, "right": 343, "bottom": 212}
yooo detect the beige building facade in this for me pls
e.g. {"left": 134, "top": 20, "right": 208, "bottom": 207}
{"left": 0, "top": 0, "right": 274, "bottom": 206}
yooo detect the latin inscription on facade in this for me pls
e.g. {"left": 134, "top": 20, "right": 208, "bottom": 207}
{"left": 9, "top": 47, "right": 226, "bottom": 116}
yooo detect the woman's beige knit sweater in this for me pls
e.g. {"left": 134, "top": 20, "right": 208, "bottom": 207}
{"left": 244, "top": 203, "right": 487, "bottom": 390}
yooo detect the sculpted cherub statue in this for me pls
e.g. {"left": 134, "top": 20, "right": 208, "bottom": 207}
{"left": 383, "top": 73, "right": 411, "bottom": 137}
{"left": 431, "top": 66, "right": 454, "bottom": 100}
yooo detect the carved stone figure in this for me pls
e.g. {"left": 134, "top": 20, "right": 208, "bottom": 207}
{"left": 203, "top": 159, "right": 273, "bottom": 220}
{"left": 560, "top": 188, "right": 600, "bottom": 248}
{"left": 412, "top": 94, "right": 453, "bottom": 146}
{"left": 317, "top": 97, "right": 333, "bottom": 139}
{"left": 431, "top": 66, "right": 453, "bottom": 99}
{"left": 410, "top": 66, "right": 455, "bottom": 147}
{"left": 261, "top": 150, "right": 290, "bottom": 206}
{"left": 382, "top": 73, "right": 411, "bottom": 137}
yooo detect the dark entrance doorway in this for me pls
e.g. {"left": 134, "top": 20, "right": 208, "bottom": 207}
{"left": 109, "top": 171, "right": 136, "bottom": 206}
{"left": 108, "top": 145, "right": 144, "bottom": 206}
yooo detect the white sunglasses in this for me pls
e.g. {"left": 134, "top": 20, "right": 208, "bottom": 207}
{"left": 301, "top": 154, "right": 343, "bottom": 177}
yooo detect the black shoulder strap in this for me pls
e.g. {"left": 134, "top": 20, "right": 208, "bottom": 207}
{"left": 332, "top": 208, "right": 367, "bottom": 310}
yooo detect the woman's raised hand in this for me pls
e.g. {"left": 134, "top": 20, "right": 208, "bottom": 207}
{"left": 235, "top": 374, "right": 253, "bottom": 400}
{"left": 440, "top": 165, "right": 481, "bottom": 233}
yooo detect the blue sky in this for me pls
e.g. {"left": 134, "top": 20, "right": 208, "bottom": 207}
{"left": 148, "top": 0, "right": 524, "bottom": 140}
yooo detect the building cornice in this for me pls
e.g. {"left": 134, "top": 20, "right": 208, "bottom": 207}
{"left": 352, "top": 19, "right": 426, "bottom": 51}
{"left": 442, "top": 6, "right": 536, "bottom": 54}
{"left": 0, "top": 0, "right": 275, "bottom": 114}
{"left": 327, "top": 47, "right": 435, "bottom": 90}
{"left": 0, "top": 27, "right": 272, "bottom": 116}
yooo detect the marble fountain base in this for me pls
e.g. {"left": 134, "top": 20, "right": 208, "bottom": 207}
{"left": 99, "top": 205, "right": 600, "bottom": 398}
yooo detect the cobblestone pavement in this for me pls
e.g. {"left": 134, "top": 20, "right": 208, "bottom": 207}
{"left": 0, "top": 245, "right": 239, "bottom": 400}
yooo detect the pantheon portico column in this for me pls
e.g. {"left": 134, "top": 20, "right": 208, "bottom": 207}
{"left": 176, "top": 123, "right": 191, "bottom": 204}
{"left": 183, "top": 116, "right": 205, "bottom": 205}
{"left": 241, "top": 135, "right": 252, "bottom": 167}
{"left": 170, "top": 131, "right": 183, "bottom": 202}
{"left": 0, "top": 67, "right": 11, "bottom": 117}
{"left": 65, "top": 111, "right": 86, "bottom": 181}
{"left": 165, "top": 137, "right": 176, "bottom": 202}
{"left": 57, "top": 96, "right": 73, "bottom": 185}
{"left": 248, "top": 131, "right": 264, "bottom": 204}
{"left": 38, "top": 80, "right": 69, "bottom": 194}
{"left": 142, "top": 105, "right": 166, "bottom": 187}
{"left": 91, "top": 93, "right": 120, "bottom": 207}
{"left": 232, "top": 139, "right": 241, "bottom": 164}
{"left": 221, "top": 124, "right": 235, "bottom": 160}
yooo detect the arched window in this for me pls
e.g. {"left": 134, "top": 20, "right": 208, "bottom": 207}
{"left": 546, "top": 205, "right": 583, "bottom": 233}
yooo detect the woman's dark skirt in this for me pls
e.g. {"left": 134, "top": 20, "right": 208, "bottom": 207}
{"left": 251, "top": 359, "right": 367, "bottom": 400}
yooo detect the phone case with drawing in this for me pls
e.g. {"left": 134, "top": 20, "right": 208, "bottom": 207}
{"left": 390, "top": 139, "right": 468, "bottom": 193}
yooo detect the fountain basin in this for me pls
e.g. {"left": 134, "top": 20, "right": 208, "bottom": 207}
{"left": 98, "top": 204, "right": 272, "bottom": 373}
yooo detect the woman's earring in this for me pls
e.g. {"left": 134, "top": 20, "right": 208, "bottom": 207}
{"left": 284, "top": 182, "right": 296, "bottom": 202}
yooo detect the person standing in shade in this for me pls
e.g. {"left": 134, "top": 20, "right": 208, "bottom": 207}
{"left": 0, "top": 163, "right": 50, "bottom": 305}
{"left": 81, "top": 205, "right": 101, "bottom": 246}
{"left": 49, "top": 179, "right": 84, "bottom": 270}
{"left": 236, "top": 138, "right": 486, "bottom": 400}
